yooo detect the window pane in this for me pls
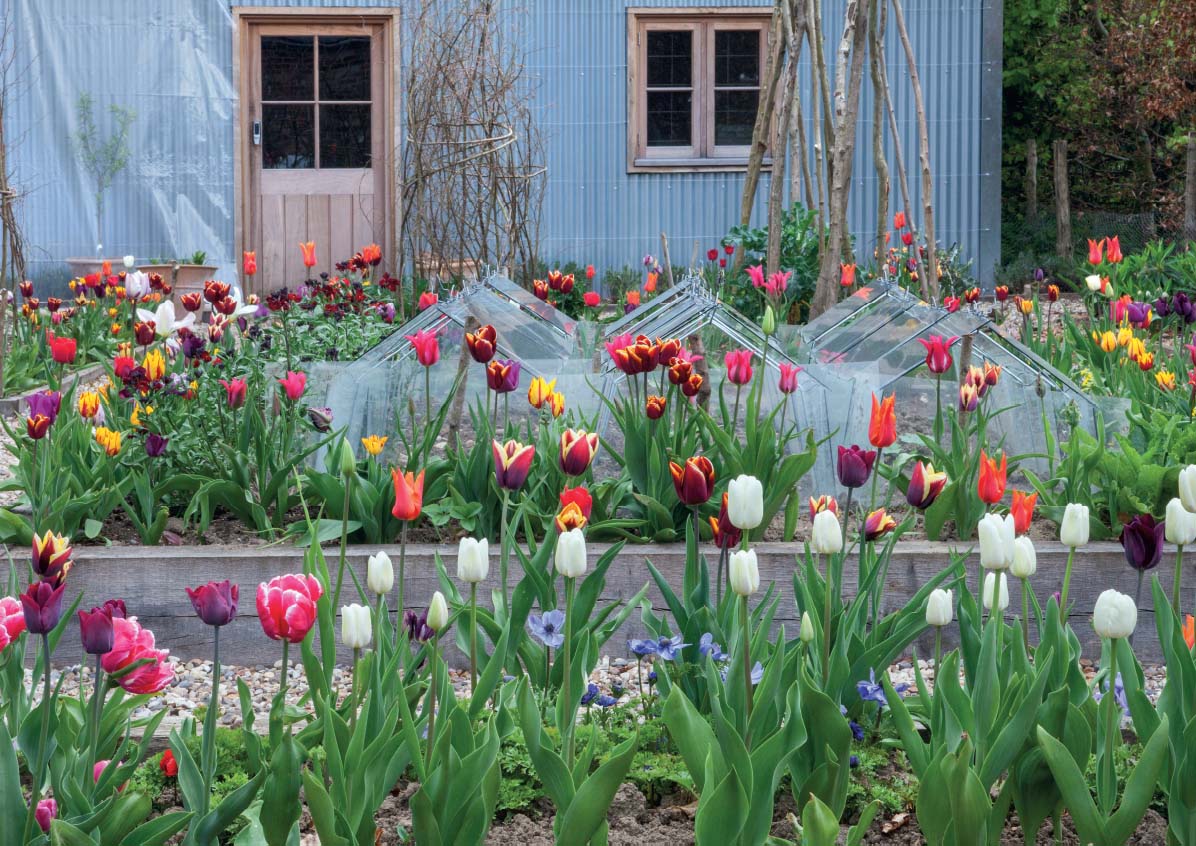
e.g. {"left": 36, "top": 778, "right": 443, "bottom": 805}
{"left": 262, "top": 103, "right": 315, "bottom": 168}
{"left": 646, "top": 31, "right": 692, "bottom": 87}
{"left": 319, "top": 36, "right": 371, "bottom": 101}
{"left": 714, "top": 30, "right": 760, "bottom": 86}
{"left": 646, "top": 91, "right": 691, "bottom": 146}
{"left": 714, "top": 89, "right": 757, "bottom": 146}
{"left": 262, "top": 36, "right": 314, "bottom": 101}
{"left": 320, "top": 104, "right": 371, "bottom": 167}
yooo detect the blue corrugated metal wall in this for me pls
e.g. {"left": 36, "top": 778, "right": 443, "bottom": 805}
{"left": 6, "top": 0, "right": 997, "bottom": 285}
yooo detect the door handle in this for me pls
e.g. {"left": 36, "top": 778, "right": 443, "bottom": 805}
{"left": 252, "top": 120, "right": 262, "bottom": 146}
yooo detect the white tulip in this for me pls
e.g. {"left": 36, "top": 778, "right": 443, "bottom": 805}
{"left": 727, "top": 475, "right": 764, "bottom": 530}
{"left": 925, "top": 588, "right": 953, "bottom": 626}
{"left": 341, "top": 603, "right": 372, "bottom": 649}
{"left": 1010, "top": 536, "right": 1037, "bottom": 579}
{"left": 1084, "top": 274, "right": 1103, "bottom": 292}
{"left": 427, "top": 591, "right": 450, "bottom": 631}
{"left": 729, "top": 548, "right": 760, "bottom": 597}
{"left": 1092, "top": 589, "right": 1136, "bottom": 640}
{"left": 810, "top": 510, "right": 844, "bottom": 554}
{"left": 367, "top": 550, "right": 393, "bottom": 595}
{"left": 122, "top": 255, "right": 136, "bottom": 270}
{"left": 981, "top": 572, "right": 1009, "bottom": 611}
{"left": 136, "top": 300, "right": 196, "bottom": 338}
{"left": 457, "top": 537, "right": 490, "bottom": 583}
{"left": 978, "top": 513, "right": 1015, "bottom": 570}
{"left": 125, "top": 270, "right": 151, "bottom": 300}
{"left": 555, "top": 528, "right": 587, "bottom": 579}
{"left": 1060, "top": 503, "right": 1090, "bottom": 548}
{"left": 1180, "top": 466, "right": 1196, "bottom": 514}
{"left": 800, "top": 612, "right": 815, "bottom": 643}
{"left": 1166, "top": 498, "right": 1196, "bottom": 546}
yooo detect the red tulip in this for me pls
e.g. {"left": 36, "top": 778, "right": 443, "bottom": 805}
{"left": 243, "top": 251, "right": 257, "bottom": 277}
{"left": 646, "top": 394, "right": 666, "bottom": 420}
{"left": 901, "top": 231, "right": 914, "bottom": 247}
{"left": 668, "top": 358, "right": 692, "bottom": 385}
{"left": 995, "top": 285, "right": 1009, "bottom": 302}
{"left": 1087, "top": 238, "right": 1105, "bottom": 265}
{"left": 1010, "top": 490, "right": 1037, "bottom": 535}
{"left": 670, "top": 456, "right": 716, "bottom": 506}
{"left": 492, "top": 439, "right": 535, "bottom": 490}
{"left": 219, "top": 378, "right": 248, "bottom": 408}
{"left": 943, "top": 296, "right": 961, "bottom": 313}
{"left": 204, "top": 280, "right": 230, "bottom": 304}
{"left": 977, "top": 451, "right": 1007, "bottom": 505}
{"left": 724, "top": 349, "right": 753, "bottom": 385}
{"left": 583, "top": 291, "right": 600, "bottom": 307}
{"left": 19, "top": 280, "right": 32, "bottom": 298}
{"left": 418, "top": 291, "right": 438, "bottom": 311}
{"left": 808, "top": 495, "right": 839, "bottom": 521}
{"left": 893, "top": 211, "right": 907, "bottom": 230}
{"left": 709, "top": 492, "right": 742, "bottom": 549}
{"left": 277, "top": 371, "right": 306, "bottom": 401}
{"left": 180, "top": 292, "right": 204, "bottom": 312}
{"left": 863, "top": 508, "right": 897, "bottom": 541}
{"left": 465, "top": 324, "right": 497, "bottom": 363}
{"left": 48, "top": 334, "right": 77, "bottom": 364}
{"left": 868, "top": 393, "right": 896, "bottom": 448}
{"left": 255, "top": 574, "right": 323, "bottom": 644}
{"left": 134, "top": 322, "right": 156, "bottom": 345}
{"left": 533, "top": 280, "right": 549, "bottom": 300}
{"left": 606, "top": 334, "right": 656, "bottom": 375}
{"left": 559, "top": 485, "right": 593, "bottom": 520}
{"left": 102, "top": 617, "right": 174, "bottom": 693}
{"left": 405, "top": 329, "right": 440, "bottom": 366}
{"left": 114, "top": 355, "right": 136, "bottom": 379}
{"left": 77, "top": 605, "right": 115, "bottom": 654}
{"left": 839, "top": 263, "right": 857, "bottom": 288}
{"left": 299, "top": 241, "right": 317, "bottom": 268}
{"left": 1106, "top": 236, "right": 1122, "bottom": 264}
{"left": 185, "top": 580, "right": 239, "bottom": 627}
{"left": 905, "top": 461, "right": 947, "bottom": 509}
{"left": 26, "top": 414, "right": 51, "bottom": 440}
{"left": 160, "top": 749, "right": 178, "bottom": 777}
{"left": 559, "top": 429, "right": 599, "bottom": 476}
{"left": 585, "top": 264, "right": 595, "bottom": 280}
{"left": 391, "top": 468, "right": 425, "bottom": 521}
{"left": 918, "top": 334, "right": 959, "bottom": 374}
{"left": 681, "top": 373, "right": 703, "bottom": 398}
{"left": 707, "top": 248, "right": 719, "bottom": 262}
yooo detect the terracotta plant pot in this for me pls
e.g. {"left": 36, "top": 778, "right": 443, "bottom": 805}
{"left": 138, "top": 264, "right": 218, "bottom": 307}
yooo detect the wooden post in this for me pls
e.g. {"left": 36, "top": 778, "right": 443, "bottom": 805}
{"left": 868, "top": 0, "right": 890, "bottom": 263}
{"left": 1025, "top": 138, "right": 1038, "bottom": 222}
{"left": 1053, "top": 139, "right": 1072, "bottom": 259}
{"left": 659, "top": 232, "right": 674, "bottom": 289}
{"left": 1185, "top": 134, "right": 1196, "bottom": 247}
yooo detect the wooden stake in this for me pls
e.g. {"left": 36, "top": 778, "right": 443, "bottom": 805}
{"left": 1053, "top": 140, "right": 1072, "bottom": 259}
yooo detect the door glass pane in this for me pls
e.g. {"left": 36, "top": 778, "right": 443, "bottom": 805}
{"left": 714, "top": 90, "right": 757, "bottom": 146}
{"left": 646, "top": 31, "right": 692, "bottom": 87}
{"left": 262, "top": 36, "right": 314, "bottom": 100}
{"left": 319, "top": 36, "right": 371, "bottom": 101}
{"left": 646, "top": 91, "right": 691, "bottom": 146}
{"left": 263, "top": 103, "right": 315, "bottom": 169}
{"left": 714, "top": 30, "right": 760, "bottom": 86}
{"left": 320, "top": 103, "right": 371, "bottom": 168}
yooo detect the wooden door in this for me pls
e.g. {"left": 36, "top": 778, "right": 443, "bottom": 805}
{"left": 239, "top": 16, "right": 391, "bottom": 292}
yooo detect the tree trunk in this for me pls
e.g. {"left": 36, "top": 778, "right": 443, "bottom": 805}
{"left": 890, "top": 0, "right": 938, "bottom": 297}
{"left": 868, "top": 0, "right": 890, "bottom": 263}
{"left": 732, "top": 3, "right": 787, "bottom": 276}
{"left": 809, "top": 0, "right": 870, "bottom": 318}
{"left": 1053, "top": 139, "right": 1072, "bottom": 259}
{"left": 1185, "top": 134, "right": 1196, "bottom": 247}
{"left": 765, "top": 62, "right": 792, "bottom": 277}
{"left": 1024, "top": 138, "right": 1038, "bottom": 222}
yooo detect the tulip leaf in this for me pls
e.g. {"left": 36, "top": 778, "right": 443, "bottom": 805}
{"left": 800, "top": 793, "right": 840, "bottom": 846}
{"left": 301, "top": 769, "right": 349, "bottom": 846}
{"left": 50, "top": 819, "right": 98, "bottom": 846}
{"left": 694, "top": 756, "right": 748, "bottom": 845}
{"left": 117, "top": 811, "right": 193, "bottom": 846}
{"left": 191, "top": 768, "right": 268, "bottom": 846}
{"left": 980, "top": 647, "right": 1053, "bottom": 788}
{"left": 0, "top": 719, "right": 26, "bottom": 846}
{"left": 557, "top": 732, "right": 638, "bottom": 845}
{"left": 1035, "top": 724, "right": 1105, "bottom": 842}
{"left": 915, "top": 751, "right": 951, "bottom": 846}
{"left": 661, "top": 685, "right": 722, "bottom": 794}
{"left": 260, "top": 733, "right": 302, "bottom": 846}
{"left": 1107, "top": 713, "right": 1170, "bottom": 844}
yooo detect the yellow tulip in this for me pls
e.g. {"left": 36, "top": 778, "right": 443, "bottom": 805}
{"left": 95, "top": 427, "right": 122, "bottom": 456}
{"left": 1156, "top": 371, "right": 1177, "bottom": 391}
{"left": 78, "top": 391, "right": 101, "bottom": 420}
{"left": 361, "top": 434, "right": 388, "bottom": 456}
{"left": 527, "top": 376, "right": 557, "bottom": 409}
{"left": 548, "top": 391, "right": 565, "bottom": 418}
{"left": 142, "top": 349, "right": 166, "bottom": 381}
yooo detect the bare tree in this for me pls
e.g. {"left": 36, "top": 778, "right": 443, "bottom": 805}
{"left": 399, "top": 0, "right": 546, "bottom": 300}
{"left": 0, "top": 7, "right": 29, "bottom": 395}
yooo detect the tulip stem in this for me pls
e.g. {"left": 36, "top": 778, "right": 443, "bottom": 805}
{"left": 989, "top": 572, "right": 1002, "bottom": 657}
{"left": 332, "top": 473, "right": 352, "bottom": 612}
{"left": 868, "top": 448, "right": 883, "bottom": 515}
{"left": 22, "top": 632, "right": 52, "bottom": 845}
{"left": 469, "top": 583, "right": 478, "bottom": 693}
{"left": 499, "top": 491, "right": 511, "bottom": 619}
{"left": 741, "top": 594, "right": 753, "bottom": 736}
{"left": 563, "top": 577, "right": 575, "bottom": 769}
{"left": 731, "top": 385, "right": 742, "bottom": 437}
{"left": 1020, "top": 578, "right": 1031, "bottom": 657}
{"left": 1173, "top": 544, "right": 1185, "bottom": 616}
{"left": 424, "top": 364, "right": 431, "bottom": 430}
{"left": 821, "top": 552, "right": 833, "bottom": 684}
{"left": 1101, "top": 640, "right": 1118, "bottom": 817}
{"left": 398, "top": 521, "right": 409, "bottom": 664}
{"left": 1131, "top": 570, "right": 1144, "bottom": 649}
{"left": 425, "top": 632, "right": 439, "bottom": 772}
{"left": 1059, "top": 545, "right": 1075, "bottom": 626}
{"left": 88, "top": 655, "right": 103, "bottom": 798}
{"left": 716, "top": 546, "right": 727, "bottom": 608}
{"left": 350, "top": 647, "right": 360, "bottom": 733}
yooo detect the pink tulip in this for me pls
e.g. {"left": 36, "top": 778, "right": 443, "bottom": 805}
{"left": 725, "top": 350, "right": 754, "bottom": 386}
{"left": 256, "top": 574, "right": 323, "bottom": 643}
{"left": 277, "top": 371, "right": 306, "bottom": 402}
{"left": 778, "top": 363, "right": 801, "bottom": 394}
{"left": 102, "top": 617, "right": 174, "bottom": 694}
{"left": 405, "top": 330, "right": 440, "bottom": 367}
{"left": 746, "top": 265, "right": 765, "bottom": 289}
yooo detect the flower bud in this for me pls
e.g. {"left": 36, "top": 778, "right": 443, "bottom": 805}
{"left": 727, "top": 475, "right": 764, "bottom": 531}
{"left": 1092, "top": 589, "right": 1136, "bottom": 640}
{"left": 1180, "top": 466, "right": 1196, "bottom": 514}
{"left": 1010, "top": 536, "right": 1037, "bottom": 579}
{"left": 341, "top": 603, "right": 372, "bottom": 649}
{"left": 799, "top": 611, "right": 815, "bottom": 643}
{"left": 978, "top": 513, "right": 1014, "bottom": 570}
{"left": 427, "top": 591, "right": 449, "bottom": 632}
{"left": 1060, "top": 503, "right": 1090, "bottom": 548}
{"left": 457, "top": 537, "right": 490, "bottom": 584}
{"left": 338, "top": 437, "right": 356, "bottom": 477}
{"left": 367, "top": 551, "right": 393, "bottom": 595}
{"left": 1167, "top": 498, "right": 1196, "bottom": 546}
{"left": 811, "top": 510, "right": 843, "bottom": 555}
{"left": 123, "top": 255, "right": 136, "bottom": 270}
{"left": 761, "top": 304, "right": 776, "bottom": 336}
{"left": 981, "top": 572, "right": 1009, "bottom": 611}
{"left": 728, "top": 548, "right": 760, "bottom": 597}
{"left": 925, "top": 588, "right": 953, "bottom": 626}
{"left": 555, "top": 528, "right": 587, "bottom": 579}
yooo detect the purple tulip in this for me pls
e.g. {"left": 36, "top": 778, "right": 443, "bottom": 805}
{"left": 1154, "top": 296, "right": 1172, "bottom": 319}
{"left": 1119, "top": 514, "right": 1165, "bottom": 571}
{"left": 101, "top": 598, "right": 127, "bottom": 619}
{"left": 144, "top": 433, "right": 169, "bottom": 457}
{"left": 181, "top": 334, "right": 206, "bottom": 358}
{"left": 21, "top": 580, "right": 66, "bottom": 634}
{"left": 25, "top": 390, "right": 62, "bottom": 425}
{"left": 1126, "top": 301, "right": 1151, "bottom": 327}
{"left": 185, "top": 580, "right": 239, "bottom": 627}
{"left": 77, "top": 606, "right": 115, "bottom": 655}
{"left": 837, "top": 444, "right": 877, "bottom": 489}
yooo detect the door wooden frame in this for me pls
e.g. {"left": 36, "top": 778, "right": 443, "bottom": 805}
{"left": 233, "top": 6, "right": 400, "bottom": 293}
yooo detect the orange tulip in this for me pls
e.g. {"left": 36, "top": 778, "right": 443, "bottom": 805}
{"left": 977, "top": 451, "right": 1007, "bottom": 505}
{"left": 1184, "top": 615, "right": 1194, "bottom": 650}
{"left": 1087, "top": 238, "right": 1105, "bottom": 265}
{"left": 299, "top": 241, "right": 317, "bottom": 269}
{"left": 243, "top": 251, "right": 257, "bottom": 277}
{"left": 1010, "top": 490, "right": 1037, "bottom": 535}
{"left": 893, "top": 211, "right": 907, "bottom": 230}
{"left": 1106, "top": 235, "right": 1123, "bottom": 264}
{"left": 868, "top": 393, "right": 896, "bottom": 448}
{"left": 555, "top": 501, "right": 588, "bottom": 532}
{"left": 839, "top": 263, "right": 857, "bottom": 288}
{"left": 391, "top": 468, "right": 425, "bottom": 521}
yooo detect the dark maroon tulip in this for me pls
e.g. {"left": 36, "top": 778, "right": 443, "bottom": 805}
{"left": 21, "top": 580, "right": 66, "bottom": 634}
{"left": 77, "top": 606, "right": 115, "bottom": 655}
{"left": 1119, "top": 514, "right": 1165, "bottom": 571}
{"left": 144, "top": 433, "right": 169, "bottom": 457}
{"left": 101, "top": 598, "right": 127, "bottom": 619}
{"left": 185, "top": 580, "right": 239, "bottom": 627}
{"left": 837, "top": 445, "right": 877, "bottom": 489}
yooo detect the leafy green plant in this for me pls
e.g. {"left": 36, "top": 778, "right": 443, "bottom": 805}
{"left": 723, "top": 205, "right": 824, "bottom": 323}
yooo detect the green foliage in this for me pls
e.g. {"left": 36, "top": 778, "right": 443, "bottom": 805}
{"left": 845, "top": 746, "right": 917, "bottom": 819}
{"left": 723, "top": 205, "right": 824, "bottom": 323}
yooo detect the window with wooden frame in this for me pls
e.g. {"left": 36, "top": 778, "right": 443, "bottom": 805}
{"left": 627, "top": 9, "right": 770, "bottom": 172}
